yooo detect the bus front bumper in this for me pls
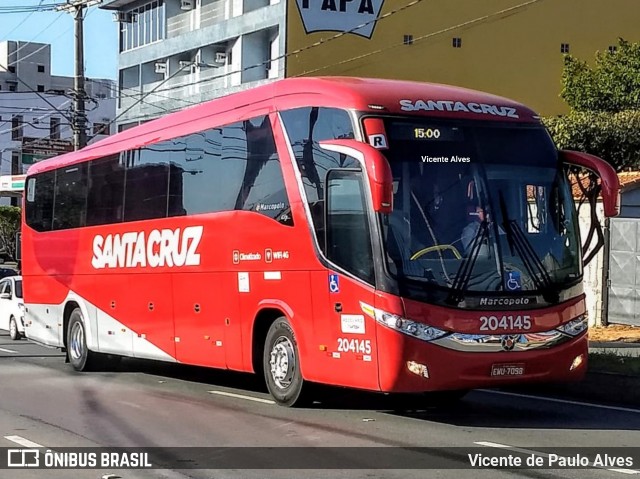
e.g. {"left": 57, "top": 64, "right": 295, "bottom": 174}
{"left": 377, "top": 328, "right": 588, "bottom": 393}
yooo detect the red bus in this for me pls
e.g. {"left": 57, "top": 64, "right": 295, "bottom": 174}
{"left": 22, "top": 77, "right": 619, "bottom": 406}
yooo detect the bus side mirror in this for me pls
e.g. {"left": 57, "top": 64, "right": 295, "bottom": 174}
{"left": 318, "top": 140, "right": 393, "bottom": 214}
{"left": 559, "top": 150, "right": 620, "bottom": 217}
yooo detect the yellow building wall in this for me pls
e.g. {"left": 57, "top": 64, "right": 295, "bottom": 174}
{"left": 286, "top": 0, "right": 640, "bottom": 116}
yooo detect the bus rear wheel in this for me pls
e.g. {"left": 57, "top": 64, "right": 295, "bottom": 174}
{"left": 67, "top": 308, "right": 96, "bottom": 371}
{"left": 263, "top": 317, "right": 308, "bottom": 407}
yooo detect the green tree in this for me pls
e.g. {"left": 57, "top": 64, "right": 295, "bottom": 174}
{"left": 544, "top": 111, "right": 640, "bottom": 171}
{"left": 0, "top": 206, "right": 21, "bottom": 261}
{"left": 561, "top": 38, "right": 640, "bottom": 112}
{"left": 545, "top": 38, "right": 640, "bottom": 171}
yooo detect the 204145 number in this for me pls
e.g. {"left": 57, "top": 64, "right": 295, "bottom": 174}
{"left": 337, "top": 338, "right": 372, "bottom": 354}
{"left": 480, "top": 315, "right": 532, "bottom": 331}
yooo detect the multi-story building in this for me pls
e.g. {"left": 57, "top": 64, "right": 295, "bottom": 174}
{"left": 0, "top": 41, "right": 114, "bottom": 99}
{"left": 0, "top": 41, "right": 116, "bottom": 204}
{"left": 101, "top": 0, "right": 283, "bottom": 129}
{"left": 102, "top": 0, "right": 639, "bottom": 126}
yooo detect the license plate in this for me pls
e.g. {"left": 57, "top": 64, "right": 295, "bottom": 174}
{"left": 491, "top": 363, "right": 525, "bottom": 377}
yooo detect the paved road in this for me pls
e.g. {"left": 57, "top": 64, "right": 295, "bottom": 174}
{"left": 1, "top": 331, "right": 640, "bottom": 479}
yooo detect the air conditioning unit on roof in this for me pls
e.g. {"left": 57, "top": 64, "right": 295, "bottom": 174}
{"left": 112, "top": 11, "right": 134, "bottom": 23}
{"left": 214, "top": 52, "right": 227, "bottom": 65}
{"left": 181, "top": 0, "right": 194, "bottom": 10}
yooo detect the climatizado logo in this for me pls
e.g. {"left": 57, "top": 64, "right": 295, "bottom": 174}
{"left": 295, "top": 0, "right": 385, "bottom": 39}
{"left": 91, "top": 226, "right": 203, "bottom": 269}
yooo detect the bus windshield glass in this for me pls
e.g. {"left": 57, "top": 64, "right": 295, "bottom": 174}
{"left": 380, "top": 118, "right": 582, "bottom": 298}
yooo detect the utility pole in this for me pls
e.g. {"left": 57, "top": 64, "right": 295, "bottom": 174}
{"left": 57, "top": 0, "right": 102, "bottom": 150}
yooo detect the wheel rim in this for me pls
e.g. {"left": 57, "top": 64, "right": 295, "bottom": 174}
{"left": 269, "top": 336, "right": 296, "bottom": 390}
{"left": 69, "top": 321, "right": 85, "bottom": 361}
{"left": 9, "top": 319, "right": 16, "bottom": 338}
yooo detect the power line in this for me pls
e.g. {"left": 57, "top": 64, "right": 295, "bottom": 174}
{"left": 6, "top": 12, "right": 66, "bottom": 60}
{"left": 0, "top": 98, "right": 71, "bottom": 136}
{"left": 0, "top": 62, "right": 74, "bottom": 122}
{"left": 0, "top": 3, "right": 65, "bottom": 14}
{"left": 117, "top": 0, "right": 424, "bottom": 100}
{"left": 108, "top": 0, "right": 543, "bottom": 129}
{"left": 0, "top": 0, "right": 44, "bottom": 42}
{"left": 102, "top": 63, "right": 193, "bottom": 132}
{"left": 294, "top": 0, "right": 546, "bottom": 76}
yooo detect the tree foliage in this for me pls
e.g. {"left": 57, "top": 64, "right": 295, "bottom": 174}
{"left": 544, "top": 111, "right": 640, "bottom": 171}
{"left": 0, "top": 206, "right": 20, "bottom": 260}
{"left": 561, "top": 39, "right": 640, "bottom": 112}
{"left": 544, "top": 39, "right": 640, "bottom": 171}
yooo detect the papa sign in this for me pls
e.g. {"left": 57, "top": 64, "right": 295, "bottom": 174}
{"left": 296, "top": 0, "right": 386, "bottom": 39}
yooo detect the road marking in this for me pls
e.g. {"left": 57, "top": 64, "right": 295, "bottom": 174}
{"left": 4, "top": 435, "right": 43, "bottom": 448}
{"left": 480, "top": 389, "right": 640, "bottom": 414}
{"left": 475, "top": 441, "right": 640, "bottom": 475}
{"left": 208, "top": 390, "right": 275, "bottom": 404}
{"left": 0, "top": 347, "right": 17, "bottom": 353}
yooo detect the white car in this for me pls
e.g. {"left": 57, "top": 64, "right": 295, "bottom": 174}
{"left": 0, "top": 275, "right": 24, "bottom": 340}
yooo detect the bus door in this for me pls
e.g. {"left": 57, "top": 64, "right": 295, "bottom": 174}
{"left": 310, "top": 168, "right": 379, "bottom": 390}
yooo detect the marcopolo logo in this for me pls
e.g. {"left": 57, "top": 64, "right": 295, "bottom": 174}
{"left": 295, "top": 0, "right": 385, "bottom": 39}
{"left": 91, "top": 226, "right": 203, "bottom": 269}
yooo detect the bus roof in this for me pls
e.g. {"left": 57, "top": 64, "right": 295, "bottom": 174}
{"left": 28, "top": 76, "right": 540, "bottom": 175}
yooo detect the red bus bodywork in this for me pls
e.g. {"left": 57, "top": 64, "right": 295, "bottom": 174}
{"left": 22, "top": 77, "right": 606, "bottom": 400}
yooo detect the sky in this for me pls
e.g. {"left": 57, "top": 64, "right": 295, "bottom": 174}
{"left": 0, "top": 1, "right": 118, "bottom": 80}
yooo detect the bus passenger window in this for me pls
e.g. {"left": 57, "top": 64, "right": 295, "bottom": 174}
{"left": 87, "top": 155, "right": 125, "bottom": 226}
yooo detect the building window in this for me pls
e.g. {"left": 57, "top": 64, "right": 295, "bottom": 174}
{"left": 37, "top": 85, "right": 45, "bottom": 92}
{"left": 561, "top": 43, "right": 570, "bottom": 53}
{"left": 403, "top": 34, "right": 413, "bottom": 45}
{"left": 609, "top": 45, "right": 617, "bottom": 54}
{"left": 8, "top": 84, "right": 16, "bottom": 92}
{"left": 11, "top": 115, "right": 23, "bottom": 141}
{"left": 50, "top": 117, "right": 61, "bottom": 140}
{"left": 7, "top": 65, "right": 15, "bottom": 73}
{"left": 452, "top": 37, "right": 462, "bottom": 48}
{"left": 11, "top": 151, "right": 20, "bottom": 175}
{"left": 37, "top": 64, "right": 45, "bottom": 73}
{"left": 119, "top": 0, "right": 165, "bottom": 53}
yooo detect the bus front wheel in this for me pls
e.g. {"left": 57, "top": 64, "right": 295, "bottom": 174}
{"left": 263, "top": 317, "right": 308, "bottom": 407}
{"left": 67, "top": 308, "right": 96, "bottom": 371}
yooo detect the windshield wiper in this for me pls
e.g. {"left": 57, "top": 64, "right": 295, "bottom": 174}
{"left": 498, "top": 191, "right": 559, "bottom": 303}
{"left": 446, "top": 221, "right": 488, "bottom": 305}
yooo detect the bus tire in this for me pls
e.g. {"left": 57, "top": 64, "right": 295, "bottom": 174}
{"left": 9, "top": 316, "right": 21, "bottom": 340}
{"left": 263, "top": 317, "right": 308, "bottom": 407}
{"left": 67, "top": 308, "right": 96, "bottom": 372}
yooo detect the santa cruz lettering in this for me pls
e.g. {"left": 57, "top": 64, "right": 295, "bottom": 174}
{"left": 92, "top": 226, "right": 203, "bottom": 269}
{"left": 399, "top": 99, "right": 519, "bottom": 119}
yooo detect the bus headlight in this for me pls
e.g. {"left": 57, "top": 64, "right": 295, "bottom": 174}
{"left": 556, "top": 315, "right": 588, "bottom": 337}
{"left": 360, "top": 302, "right": 449, "bottom": 342}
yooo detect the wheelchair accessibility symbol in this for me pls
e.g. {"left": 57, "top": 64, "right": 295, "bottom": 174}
{"left": 505, "top": 271, "right": 521, "bottom": 291}
{"left": 329, "top": 274, "right": 340, "bottom": 293}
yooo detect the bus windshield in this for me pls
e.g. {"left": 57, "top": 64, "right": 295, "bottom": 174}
{"left": 380, "top": 118, "right": 582, "bottom": 299}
